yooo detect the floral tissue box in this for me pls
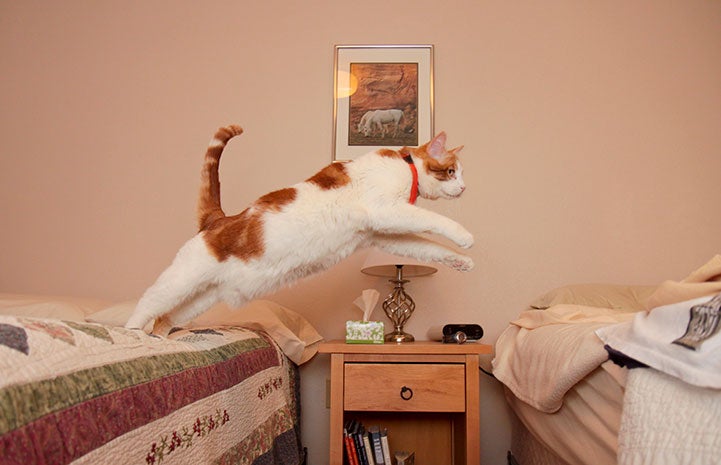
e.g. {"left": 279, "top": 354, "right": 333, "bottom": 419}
{"left": 345, "top": 320, "right": 384, "bottom": 344}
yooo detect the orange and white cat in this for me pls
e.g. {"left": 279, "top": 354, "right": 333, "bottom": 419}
{"left": 125, "top": 125, "right": 474, "bottom": 333}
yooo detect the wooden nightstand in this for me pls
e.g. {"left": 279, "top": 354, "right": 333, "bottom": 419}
{"left": 318, "top": 341, "right": 492, "bottom": 465}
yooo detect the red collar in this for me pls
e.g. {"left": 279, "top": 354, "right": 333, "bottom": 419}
{"left": 402, "top": 154, "right": 419, "bottom": 204}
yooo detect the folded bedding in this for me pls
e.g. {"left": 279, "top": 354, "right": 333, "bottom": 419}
{"left": 493, "top": 303, "right": 636, "bottom": 412}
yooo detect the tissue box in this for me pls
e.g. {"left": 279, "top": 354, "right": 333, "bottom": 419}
{"left": 345, "top": 321, "right": 384, "bottom": 344}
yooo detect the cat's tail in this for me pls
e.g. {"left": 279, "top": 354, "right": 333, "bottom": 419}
{"left": 197, "top": 125, "right": 244, "bottom": 231}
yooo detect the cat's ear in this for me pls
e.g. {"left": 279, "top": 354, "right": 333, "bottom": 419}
{"left": 449, "top": 145, "right": 464, "bottom": 156}
{"left": 427, "top": 132, "right": 448, "bottom": 161}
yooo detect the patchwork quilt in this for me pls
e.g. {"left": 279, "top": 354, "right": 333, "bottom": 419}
{"left": 0, "top": 315, "right": 302, "bottom": 465}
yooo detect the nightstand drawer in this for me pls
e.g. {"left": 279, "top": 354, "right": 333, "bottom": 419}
{"left": 344, "top": 363, "right": 465, "bottom": 412}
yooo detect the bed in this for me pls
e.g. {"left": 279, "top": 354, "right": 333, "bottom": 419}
{"left": 493, "top": 256, "right": 721, "bottom": 465}
{"left": 0, "top": 296, "right": 323, "bottom": 465}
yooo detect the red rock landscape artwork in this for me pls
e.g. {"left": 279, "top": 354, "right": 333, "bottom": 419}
{"left": 348, "top": 62, "right": 419, "bottom": 147}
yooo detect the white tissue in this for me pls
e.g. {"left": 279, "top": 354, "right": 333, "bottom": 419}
{"left": 353, "top": 289, "right": 380, "bottom": 322}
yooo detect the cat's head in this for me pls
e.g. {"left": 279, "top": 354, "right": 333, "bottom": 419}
{"left": 406, "top": 132, "right": 465, "bottom": 200}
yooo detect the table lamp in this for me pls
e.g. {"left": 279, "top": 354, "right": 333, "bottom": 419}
{"left": 361, "top": 250, "right": 437, "bottom": 342}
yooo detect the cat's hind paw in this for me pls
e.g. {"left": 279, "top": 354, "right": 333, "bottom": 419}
{"left": 151, "top": 316, "right": 174, "bottom": 337}
{"left": 444, "top": 255, "right": 474, "bottom": 272}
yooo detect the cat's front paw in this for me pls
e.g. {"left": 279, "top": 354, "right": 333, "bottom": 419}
{"left": 455, "top": 230, "right": 474, "bottom": 249}
{"left": 444, "top": 254, "right": 474, "bottom": 272}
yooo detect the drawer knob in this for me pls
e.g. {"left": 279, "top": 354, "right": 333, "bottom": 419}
{"left": 400, "top": 386, "right": 413, "bottom": 400}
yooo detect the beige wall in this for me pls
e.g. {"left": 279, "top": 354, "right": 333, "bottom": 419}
{"left": 2, "top": 1, "right": 720, "bottom": 463}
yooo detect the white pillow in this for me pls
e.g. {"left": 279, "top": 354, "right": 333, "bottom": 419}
{"left": 85, "top": 300, "right": 138, "bottom": 327}
{"left": 85, "top": 299, "right": 324, "bottom": 365}
{"left": 191, "top": 300, "right": 324, "bottom": 365}
{"left": 0, "top": 293, "right": 109, "bottom": 321}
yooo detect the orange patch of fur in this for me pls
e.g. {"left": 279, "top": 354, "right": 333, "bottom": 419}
{"left": 256, "top": 187, "right": 298, "bottom": 210}
{"left": 306, "top": 163, "right": 351, "bottom": 190}
{"left": 203, "top": 187, "right": 298, "bottom": 261}
{"left": 378, "top": 149, "right": 400, "bottom": 158}
{"left": 204, "top": 210, "right": 264, "bottom": 261}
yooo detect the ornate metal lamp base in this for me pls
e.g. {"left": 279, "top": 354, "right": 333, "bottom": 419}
{"left": 385, "top": 328, "right": 415, "bottom": 343}
{"left": 381, "top": 265, "right": 417, "bottom": 343}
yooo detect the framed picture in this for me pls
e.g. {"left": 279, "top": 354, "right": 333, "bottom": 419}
{"left": 332, "top": 44, "right": 434, "bottom": 161}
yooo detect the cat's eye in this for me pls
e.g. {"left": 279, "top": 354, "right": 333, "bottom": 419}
{"left": 447, "top": 168, "right": 456, "bottom": 176}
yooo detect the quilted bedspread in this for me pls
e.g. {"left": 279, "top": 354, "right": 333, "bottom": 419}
{"left": 0, "top": 315, "right": 302, "bottom": 465}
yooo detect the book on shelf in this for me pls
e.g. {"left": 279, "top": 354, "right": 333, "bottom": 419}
{"left": 343, "top": 420, "right": 393, "bottom": 465}
{"left": 344, "top": 420, "right": 368, "bottom": 465}
{"left": 380, "top": 428, "right": 392, "bottom": 464}
{"left": 362, "top": 429, "right": 375, "bottom": 465}
{"left": 343, "top": 426, "right": 359, "bottom": 465}
{"left": 368, "top": 426, "right": 385, "bottom": 465}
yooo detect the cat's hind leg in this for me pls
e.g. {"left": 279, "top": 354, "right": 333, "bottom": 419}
{"left": 125, "top": 235, "right": 218, "bottom": 330}
{"left": 151, "top": 287, "right": 222, "bottom": 336}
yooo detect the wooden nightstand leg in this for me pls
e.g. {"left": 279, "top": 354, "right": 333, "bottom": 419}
{"left": 465, "top": 354, "right": 481, "bottom": 465}
{"left": 329, "top": 353, "right": 346, "bottom": 465}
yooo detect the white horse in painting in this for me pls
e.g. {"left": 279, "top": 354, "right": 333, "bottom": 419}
{"left": 357, "top": 109, "right": 404, "bottom": 137}
{"left": 357, "top": 111, "right": 376, "bottom": 136}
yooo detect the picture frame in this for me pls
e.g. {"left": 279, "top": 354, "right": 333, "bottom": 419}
{"left": 332, "top": 44, "right": 434, "bottom": 161}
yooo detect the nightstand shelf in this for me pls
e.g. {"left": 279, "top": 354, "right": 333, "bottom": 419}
{"left": 318, "top": 341, "right": 492, "bottom": 465}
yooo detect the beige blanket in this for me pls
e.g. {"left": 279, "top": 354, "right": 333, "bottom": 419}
{"left": 493, "top": 304, "right": 634, "bottom": 412}
{"left": 493, "top": 255, "right": 721, "bottom": 413}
